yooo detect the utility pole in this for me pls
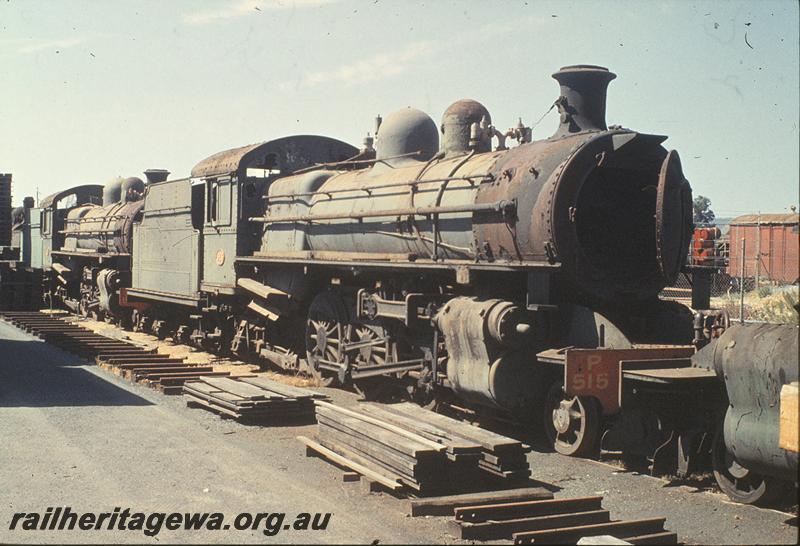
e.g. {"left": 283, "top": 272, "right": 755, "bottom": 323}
{"left": 755, "top": 212, "right": 761, "bottom": 291}
{"left": 739, "top": 237, "right": 746, "bottom": 324}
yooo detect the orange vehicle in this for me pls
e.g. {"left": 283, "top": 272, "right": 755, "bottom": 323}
{"left": 691, "top": 226, "right": 721, "bottom": 267}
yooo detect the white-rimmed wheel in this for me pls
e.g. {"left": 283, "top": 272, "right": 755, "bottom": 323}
{"left": 543, "top": 380, "right": 600, "bottom": 457}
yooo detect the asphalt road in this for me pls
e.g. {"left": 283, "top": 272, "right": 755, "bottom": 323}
{"left": 1, "top": 319, "right": 797, "bottom": 544}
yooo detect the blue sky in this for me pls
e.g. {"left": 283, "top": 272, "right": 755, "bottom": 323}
{"left": 1, "top": 0, "right": 797, "bottom": 217}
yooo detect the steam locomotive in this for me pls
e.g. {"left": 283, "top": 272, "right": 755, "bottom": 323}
{"left": 2, "top": 65, "right": 795, "bottom": 505}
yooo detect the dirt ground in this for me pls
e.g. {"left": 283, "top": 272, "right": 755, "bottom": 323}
{"left": 1, "top": 318, "right": 798, "bottom": 544}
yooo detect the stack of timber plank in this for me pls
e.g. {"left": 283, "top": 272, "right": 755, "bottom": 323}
{"left": 183, "top": 376, "right": 326, "bottom": 422}
{"left": 96, "top": 353, "right": 230, "bottom": 394}
{"left": 360, "top": 402, "right": 531, "bottom": 483}
{"left": 445, "top": 495, "right": 677, "bottom": 544}
{"left": 311, "top": 401, "right": 451, "bottom": 495}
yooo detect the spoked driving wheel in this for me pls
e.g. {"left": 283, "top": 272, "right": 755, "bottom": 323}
{"left": 543, "top": 380, "right": 600, "bottom": 457}
{"left": 351, "top": 324, "right": 390, "bottom": 399}
{"left": 305, "top": 292, "right": 350, "bottom": 387}
{"left": 712, "top": 426, "right": 784, "bottom": 505}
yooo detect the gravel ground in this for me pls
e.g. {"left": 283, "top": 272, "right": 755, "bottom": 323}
{"left": 0, "top": 319, "right": 797, "bottom": 544}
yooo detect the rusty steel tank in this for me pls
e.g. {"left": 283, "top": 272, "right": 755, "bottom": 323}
{"left": 285, "top": 65, "right": 693, "bottom": 305}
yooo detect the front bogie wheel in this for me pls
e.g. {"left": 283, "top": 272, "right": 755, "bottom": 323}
{"left": 543, "top": 380, "right": 601, "bottom": 457}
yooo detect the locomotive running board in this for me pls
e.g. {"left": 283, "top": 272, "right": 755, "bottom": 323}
{"left": 237, "top": 254, "right": 559, "bottom": 272}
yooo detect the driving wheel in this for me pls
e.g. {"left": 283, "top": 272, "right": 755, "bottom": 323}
{"left": 305, "top": 292, "right": 350, "bottom": 387}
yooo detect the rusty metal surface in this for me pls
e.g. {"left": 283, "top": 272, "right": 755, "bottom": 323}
{"left": 434, "top": 297, "right": 542, "bottom": 411}
{"left": 655, "top": 150, "right": 694, "bottom": 285}
{"left": 62, "top": 199, "right": 144, "bottom": 254}
{"left": 304, "top": 151, "right": 499, "bottom": 260}
{"left": 445, "top": 494, "right": 676, "bottom": 543}
{"left": 621, "top": 366, "right": 717, "bottom": 382}
{"left": 551, "top": 65, "right": 616, "bottom": 137}
{"left": 563, "top": 347, "right": 695, "bottom": 415}
{"left": 694, "top": 322, "right": 799, "bottom": 481}
{"left": 190, "top": 135, "right": 358, "bottom": 179}
{"left": 441, "top": 99, "right": 492, "bottom": 156}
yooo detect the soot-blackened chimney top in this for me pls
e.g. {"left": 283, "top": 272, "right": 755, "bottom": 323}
{"left": 551, "top": 64, "right": 616, "bottom": 137}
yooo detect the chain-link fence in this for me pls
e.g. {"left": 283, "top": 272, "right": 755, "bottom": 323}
{"left": 660, "top": 221, "right": 799, "bottom": 324}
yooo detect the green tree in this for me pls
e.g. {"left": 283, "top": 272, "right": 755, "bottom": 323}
{"left": 693, "top": 195, "right": 715, "bottom": 225}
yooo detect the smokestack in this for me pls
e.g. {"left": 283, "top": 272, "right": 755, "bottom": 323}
{"left": 143, "top": 169, "right": 170, "bottom": 184}
{"left": 551, "top": 65, "right": 616, "bottom": 137}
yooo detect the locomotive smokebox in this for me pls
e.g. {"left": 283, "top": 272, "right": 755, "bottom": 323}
{"left": 552, "top": 64, "right": 616, "bottom": 137}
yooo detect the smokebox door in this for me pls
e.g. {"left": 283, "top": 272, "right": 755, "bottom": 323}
{"left": 656, "top": 150, "right": 692, "bottom": 284}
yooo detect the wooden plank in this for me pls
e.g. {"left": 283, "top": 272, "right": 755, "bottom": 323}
{"left": 158, "top": 372, "right": 230, "bottom": 385}
{"left": 316, "top": 408, "right": 442, "bottom": 457}
{"left": 318, "top": 427, "right": 428, "bottom": 485}
{"left": 409, "top": 488, "right": 554, "bottom": 516}
{"left": 780, "top": 382, "right": 799, "bottom": 452}
{"left": 202, "top": 376, "right": 282, "bottom": 400}
{"left": 315, "top": 401, "right": 446, "bottom": 452}
{"left": 376, "top": 402, "right": 523, "bottom": 451}
{"left": 238, "top": 376, "right": 324, "bottom": 399}
{"left": 453, "top": 510, "right": 611, "bottom": 541}
{"left": 115, "top": 362, "right": 198, "bottom": 370}
{"left": 317, "top": 418, "right": 435, "bottom": 476}
{"left": 131, "top": 366, "right": 214, "bottom": 377}
{"left": 144, "top": 371, "right": 230, "bottom": 380}
{"left": 359, "top": 403, "right": 482, "bottom": 453}
{"left": 297, "top": 435, "right": 403, "bottom": 491}
{"left": 316, "top": 434, "right": 421, "bottom": 486}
